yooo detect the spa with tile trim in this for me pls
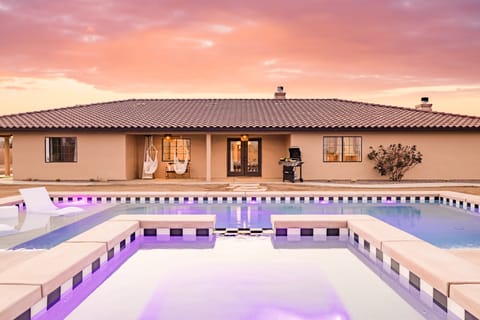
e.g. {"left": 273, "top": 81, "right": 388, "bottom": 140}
{"left": 1, "top": 214, "right": 480, "bottom": 319}
{"left": 0, "top": 190, "right": 480, "bottom": 319}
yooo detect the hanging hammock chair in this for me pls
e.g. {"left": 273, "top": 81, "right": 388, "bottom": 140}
{"left": 174, "top": 140, "right": 189, "bottom": 175}
{"left": 143, "top": 136, "right": 158, "bottom": 178}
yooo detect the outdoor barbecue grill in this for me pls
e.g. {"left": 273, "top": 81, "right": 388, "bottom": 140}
{"left": 279, "top": 147, "right": 304, "bottom": 183}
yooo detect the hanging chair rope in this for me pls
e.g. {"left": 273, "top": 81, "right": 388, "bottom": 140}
{"left": 174, "top": 139, "right": 189, "bottom": 175}
{"left": 143, "top": 136, "right": 158, "bottom": 175}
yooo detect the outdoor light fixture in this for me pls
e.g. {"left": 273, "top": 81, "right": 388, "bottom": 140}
{"left": 240, "top": 134, "right": 249, "bottom": 142}
{"left": 164, "top": 134, "right": 172, "bottom": 140}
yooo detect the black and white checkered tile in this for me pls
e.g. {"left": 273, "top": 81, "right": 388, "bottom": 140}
{"left": 45, "top": 195, "right": 442, "bottom": 205}
{"left": 349, "top": 231, "right": 477, "bottom": 320}
{"left": 6, "top": 193, "right": 478, "bottom": 217}
{"left": 142, "top": 227, "right": 214, "bottom": 239}
{"left": 214, "top": 228, "right": 273, "bottom": 236}
{"left": 273, "top": 227, "right": 349, "bottom": 242}
{"left": 17, "top": 230, "right": 140, "bottom": 320}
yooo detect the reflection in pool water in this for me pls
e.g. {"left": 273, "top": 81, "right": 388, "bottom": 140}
{"left": 9, "top": 201, "right": 480, "bottom": 249}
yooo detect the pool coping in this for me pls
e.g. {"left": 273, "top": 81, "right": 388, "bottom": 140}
{"left": 1, "top": 190, "right": 479, "bottom": 214}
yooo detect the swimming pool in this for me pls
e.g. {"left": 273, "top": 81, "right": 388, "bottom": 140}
{"left": 12, "top": 200, "right": 480, "bottom": 249}
{"left": 39, "top": 237, "right": 444, "bottom": 320}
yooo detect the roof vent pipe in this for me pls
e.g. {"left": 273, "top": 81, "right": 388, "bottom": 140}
{"left": 415, "top": 96, "right": 432, "bottom": 112}
{"left": 274, "top": 86, "right": 286, "bottom": 99}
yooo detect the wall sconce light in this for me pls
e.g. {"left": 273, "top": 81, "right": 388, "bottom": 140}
{"left": 164, "top": 134, "right": 172, "bottom": 140}
{"left": 240, "top": 134, "right": 249, "bottom": 142}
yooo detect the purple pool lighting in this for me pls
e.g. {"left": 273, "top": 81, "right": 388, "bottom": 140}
{"left": 64, "top": 237, "right": 430, "bottom": 319}
{"left": 383, "top": 197, "right": 396, "bottom": 204}
{"left": 319, "top": 200, "right": 329, "bottom": 204}
{"left": 34, "top": 240, "right": 141, "bottom": 320}
{"left": 56, "top": 197, "right": 91, "bottom": 207}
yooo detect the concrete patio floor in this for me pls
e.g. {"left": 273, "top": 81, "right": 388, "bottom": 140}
{"left": 0, "top": 177, "right": 480, "bottom": 198}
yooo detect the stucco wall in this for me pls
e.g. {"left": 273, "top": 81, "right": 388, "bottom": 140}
{"left": 290, "top": 131, "right": 480, "bottom": 180}
{"left": 13, "top": 132, "right": 129, "bottom": 181}
{"left": 125, "top": 135, "right": 138, "bottom": 180}
{"left": 11, "top": 130, "right": 480, "bottom": 181}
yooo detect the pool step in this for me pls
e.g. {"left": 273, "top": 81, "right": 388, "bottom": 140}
{"left": 226, "top": 183, "right": 267, "bottom": 192}
{"left": 214, "top": 228, "right": 273, "bottom": 236}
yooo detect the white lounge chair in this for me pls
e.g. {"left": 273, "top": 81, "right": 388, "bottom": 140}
{"left": 19, "top": 187, "right": 84, "bottom": 215}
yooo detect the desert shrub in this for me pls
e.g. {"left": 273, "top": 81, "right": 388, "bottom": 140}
{"left": 367, "top": 144, "right": 422, "bottom": 181}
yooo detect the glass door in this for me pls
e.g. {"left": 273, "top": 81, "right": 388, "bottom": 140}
{"left": 227, "top": 138, "right": 261, "bottom": 176}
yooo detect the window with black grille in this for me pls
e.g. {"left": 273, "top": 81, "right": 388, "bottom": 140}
{"left": 45, "top": 137, "right": 77, "bottom": 162}
{"left": 162, "top": 137, "right": 191, "bottom": 162}
{"left": 323, "top": 136, "right": 361, "bottom": 162}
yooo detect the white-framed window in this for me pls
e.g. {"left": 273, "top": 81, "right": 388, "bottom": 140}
{"left": 323, "top": 136, "right": 361, "bottom": 162}
{"left": 45, "top": 137, "right": 77, "bottom": 162}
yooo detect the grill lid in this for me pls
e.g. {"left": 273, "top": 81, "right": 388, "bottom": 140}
{"left": 289, "top": 147, "right": 301, "bottom": 160}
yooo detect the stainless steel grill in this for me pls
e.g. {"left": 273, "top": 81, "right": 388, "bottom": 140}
{"left": 279, "top": 147, "right": 304, "bottom": 183}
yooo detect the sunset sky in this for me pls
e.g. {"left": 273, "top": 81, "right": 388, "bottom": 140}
{"left": 1, "top": 0, "right": 479, "bottom": 116}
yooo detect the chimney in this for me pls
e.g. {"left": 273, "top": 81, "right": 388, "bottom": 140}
{"left": 415, "top": 96, "right": 432, "bottom": 111}
{"left": 274, "top": 86, "right": 286, "bottom": 99}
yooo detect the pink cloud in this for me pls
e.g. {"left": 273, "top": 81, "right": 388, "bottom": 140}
{"left": 3, "top": 85, "right": 26, "bottom": 90}
{"left": 0, "top": 0, "right": 479, "bottom": 98}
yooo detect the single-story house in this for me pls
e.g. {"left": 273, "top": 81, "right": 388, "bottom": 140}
{"left": 0, "top": 89, "right": 479, "bottom": 181}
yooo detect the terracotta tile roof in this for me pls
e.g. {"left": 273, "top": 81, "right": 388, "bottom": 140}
{"left": 1, "top": 98, "right": 479, "bottom": 131}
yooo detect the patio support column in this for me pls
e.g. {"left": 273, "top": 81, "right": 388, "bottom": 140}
{"left": 206, "top": 133, "right": 212, "bottom": 181}
{"left": 4, "top": 136, "right": 11, "bottom": 177}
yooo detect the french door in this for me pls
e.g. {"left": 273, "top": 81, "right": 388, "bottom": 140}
{"left": 227, "top": 138, "right": 261, "bottom": 177}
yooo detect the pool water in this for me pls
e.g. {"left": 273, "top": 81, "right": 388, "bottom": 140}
{"left": 109, "top": 202, "right": 480, "bottom": 248}
{"left": 12, "top": 202, "right": 480, "bottom": 249}
{"left": 56, "top": 237, "right": 442, "bottom": 320}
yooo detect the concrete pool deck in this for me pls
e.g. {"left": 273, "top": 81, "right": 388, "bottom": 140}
{"left": 0, "top": 177, "right": 480, "bottom": 198}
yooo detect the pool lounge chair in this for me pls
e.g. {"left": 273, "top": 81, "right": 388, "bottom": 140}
{"left": 19, "top": 187, "right": 84, "bottom": 215}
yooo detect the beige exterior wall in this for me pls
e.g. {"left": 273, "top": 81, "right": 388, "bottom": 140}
{"left": 260, "top": 134, "right": 290, "bottom": 179}
{"left": 125, "top": 135, "right": 138, "bottom": 180}
{"left": 13, "top": 132, "right": 129, "bottom": 181}
{"left": 10, "top": 130, "right": 480, "bottom": 181}
{"left": 290, "top": 131, "right": 480, "bottom": 180}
